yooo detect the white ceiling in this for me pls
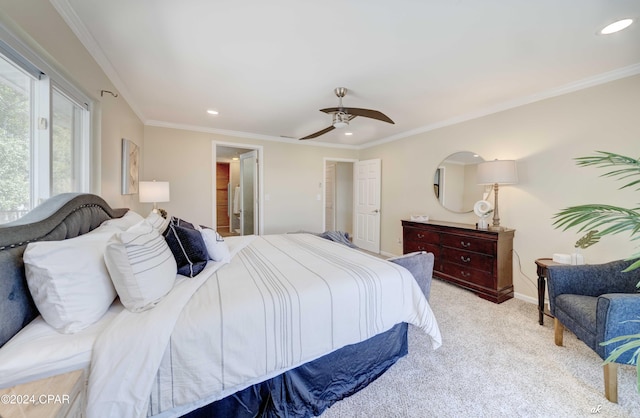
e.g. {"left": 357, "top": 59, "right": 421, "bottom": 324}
{"left": 52, "top": 0, "right": 640, "bottom": 148}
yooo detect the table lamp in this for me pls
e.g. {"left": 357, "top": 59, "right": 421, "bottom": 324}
{"left": 139, "top": 180, "right": 170, "bottom": 214}
{"left": 476, "top": 160, "right": 518, "bottom": 231}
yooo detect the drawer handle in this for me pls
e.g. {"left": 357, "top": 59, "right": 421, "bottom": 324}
{"left": 418, "top": 246, "right": 425, "bottom": 251}
{"left": 460, "top": 270, "right": 471, "bottom": 278}
{"left": 417, "top": 233, "right": 424, "bottom": 239}
{"left": 460, "top": 256, "right": 471, "bottom": 263}
{"left": 460, "top": 241, "right": 471, "bottom": 248}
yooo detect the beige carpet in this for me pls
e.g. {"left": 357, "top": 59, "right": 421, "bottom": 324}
{"left": 320, "top": 279, "right": 640, "bottom": 418}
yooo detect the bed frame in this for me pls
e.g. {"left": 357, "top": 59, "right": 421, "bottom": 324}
{"left": 0, "top": 193, "right": 127, "bottom": 348}
{"left": 0, "top": 193, "right": 411, "bottom": 417}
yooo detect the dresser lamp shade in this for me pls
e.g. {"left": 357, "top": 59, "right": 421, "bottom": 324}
{"left": 139, "top": 181, "right": 170, "bottom": 211}
{"left": 476, "top": 160, "right": 518, "bottom": 185}
{"left": 476, "top": 160, "right": 517, "bottom": 230}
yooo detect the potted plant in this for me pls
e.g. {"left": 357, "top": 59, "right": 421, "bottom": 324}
{"left": 553, "top": 150, "right": 640, "bottom": 392}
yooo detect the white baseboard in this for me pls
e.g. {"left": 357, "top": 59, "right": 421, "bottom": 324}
{"left": 514, "top": 292, "right": 540, "bottom": 306}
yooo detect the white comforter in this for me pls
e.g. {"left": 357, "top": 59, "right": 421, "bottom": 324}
{"left": 87, "top": 234, "right": 442, "bottom": 418}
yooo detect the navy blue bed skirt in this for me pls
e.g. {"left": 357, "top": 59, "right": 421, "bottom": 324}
{"left": 182, "top": 322, "right": 409, "bottom": 418}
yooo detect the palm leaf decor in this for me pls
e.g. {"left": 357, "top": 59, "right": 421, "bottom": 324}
{"left": 553, "top": 151, "right": 640, "bottom": 393}
{"left": 553, "top": 151, "right": 640, "bottom": 274}
{"left": 601, "top": 319, "right": 640, "bottom": 393}
{"left": 574, "top": 230, "right": 601, "bottom": 249}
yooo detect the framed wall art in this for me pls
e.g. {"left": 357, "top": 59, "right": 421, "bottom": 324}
{"left": 121, "top": 138, "right": 139, "bottom": 195}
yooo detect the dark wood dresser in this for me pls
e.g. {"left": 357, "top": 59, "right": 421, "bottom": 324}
{"left": 402, "top": 220, "right": 515, "bottom": 303}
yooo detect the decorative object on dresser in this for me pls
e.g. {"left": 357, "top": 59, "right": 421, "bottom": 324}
{"left": 476, "top": 159, "right": 518, "bottom": 231}
{"left": 402, "top": 220, "right": 514, "bottom": 303}
{"left": 473, "top": 199, "right": 493, "bottom": 230}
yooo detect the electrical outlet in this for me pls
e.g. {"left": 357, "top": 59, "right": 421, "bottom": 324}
{"left": 397, "top": 237, "right": 402, "bottom": 244}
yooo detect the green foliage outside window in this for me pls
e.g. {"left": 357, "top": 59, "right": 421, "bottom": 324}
{"left": 0, "top": 81, "right": 30, "bottom": 215}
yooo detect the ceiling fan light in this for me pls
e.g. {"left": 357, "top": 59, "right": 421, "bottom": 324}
{"left": 333, "top": 112, "right": 349, "bottom": 129}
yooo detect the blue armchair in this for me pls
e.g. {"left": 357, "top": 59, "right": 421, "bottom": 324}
{"left": 547, "top": 259, "right": 640, "bottom": 403}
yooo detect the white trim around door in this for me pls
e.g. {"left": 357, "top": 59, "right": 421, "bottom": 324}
{"left": 211, "top": 141, "right": 264, "bottom": 235}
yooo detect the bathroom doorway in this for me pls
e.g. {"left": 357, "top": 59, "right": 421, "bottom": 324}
{"left": 213, "top": 143, "right": 263, "bottom": 236}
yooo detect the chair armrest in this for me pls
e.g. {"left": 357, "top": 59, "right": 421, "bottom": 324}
{"left": 388, "top": 251, "right": 434, "bottom": 300}
{"left": 596, "top": 293, "right": 640, "bottom": 362}
{"left": 547, "top": 259, "right": 639, "bottom": 299}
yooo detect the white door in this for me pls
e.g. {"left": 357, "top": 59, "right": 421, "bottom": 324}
{"left": 240, "top": 150, "right": 258, "bottom": 235}
{"left": 353, "top": 159, "right": 381, "bottom": 253}
{"left": 325, "top": 162, "right": 336, "bottom": 231}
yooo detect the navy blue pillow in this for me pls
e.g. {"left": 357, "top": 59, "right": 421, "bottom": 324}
{"left": 163, "top": 223, "right": 208, "bottom": 277}
{"left": 169, "top": 216, "right": 195, "bottom": 230}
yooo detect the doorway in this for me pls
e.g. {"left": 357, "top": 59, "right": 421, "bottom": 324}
{"left": 323, "top": 158, "right": 356, "bottom": 236}
{"left": 213, "top": 143, "right": 263, "bottom": 236}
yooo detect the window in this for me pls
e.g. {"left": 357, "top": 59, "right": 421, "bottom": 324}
{"left": 0, "top": 37, "right": 90, "bottom": 224}
{"left": 52, "top": 87, "right": 89, "bottom": 196}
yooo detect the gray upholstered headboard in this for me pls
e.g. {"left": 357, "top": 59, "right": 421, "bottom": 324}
{"left": 0, "top": 193, "right": 127, "bottom": 348}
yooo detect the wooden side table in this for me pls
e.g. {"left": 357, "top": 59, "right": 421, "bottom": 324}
{"left": 0, "top": 369, "right": 85, "bottom": 418}
{"left": 535, "top": 258, "right": 562, "bottom": 325}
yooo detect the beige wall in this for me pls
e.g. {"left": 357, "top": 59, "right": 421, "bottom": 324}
{"left": 143, "top": 125, "right": 358, "bottom": 233}
{"left": 0, "top": 0, "right": 145, "bottom": 212}
{"left": 360, "top": 74, "right": 640, "bottom": 301}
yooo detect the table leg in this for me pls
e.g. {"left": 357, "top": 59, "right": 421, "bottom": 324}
{"left": 537, "top": 275, "right": 545, "bottom": 325}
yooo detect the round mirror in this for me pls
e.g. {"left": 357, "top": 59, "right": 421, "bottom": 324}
{"left": 433, "top": 152, "right": 486, "bottom": 213}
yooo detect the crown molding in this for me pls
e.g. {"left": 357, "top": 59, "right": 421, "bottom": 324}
{"left": 50, "top": 0, "right": 147, "bottom": 121}
{"left": 145, "top": 120, "right": 360, "bottom": 150}
{"left": 363, "top": 63, "right": 640, "bottom": 149}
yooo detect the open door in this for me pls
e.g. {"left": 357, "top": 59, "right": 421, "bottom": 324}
{"left": 325, "top": 162, "right": 336, "bottom": 231}
{"left": 240, "top": 150, "right": 258, "bottom": 235}
{"left": 353, "top": 159, "right": 381, "bottom": 253}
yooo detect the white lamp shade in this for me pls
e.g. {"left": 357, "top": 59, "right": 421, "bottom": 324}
{"left": 476, "top": 160, "right": 518, "bottom": 185}
{"left": 139, "top": 181, "right": 170, "bottom": 203}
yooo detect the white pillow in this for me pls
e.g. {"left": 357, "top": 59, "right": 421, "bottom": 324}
{"left": 198, "top": 227, "right": 231, "bottom": 263}
{"left": 145, "top": 211, "right": 170, "bottom": 233}
{"left": 100, "top": 210, "right": 144, "bottom": 231}
{"left": 104, "top": 221, "right": 177, "bottom": 312}
{"left": 23, "top": 228, "right": 118, "bottom": 334}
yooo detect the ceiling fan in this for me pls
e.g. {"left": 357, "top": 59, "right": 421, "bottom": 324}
{"left": 299, "top": 87, "right": 395, "bottom": 140}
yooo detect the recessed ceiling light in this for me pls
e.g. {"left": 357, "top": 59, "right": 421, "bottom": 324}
{"left": 345, "top": 132, "right": 353, "bottom": 136}
{"left": 600, "top": 18, "right": 634, "bottom": 35}
{"left": 207, "top": 109, "right": 219, "bottom": 115}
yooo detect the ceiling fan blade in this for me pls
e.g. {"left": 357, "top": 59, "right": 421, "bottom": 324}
{"left": 299, "top": 125, "right": 335, "bottom": 140}
{"left": 319, "top": 107, "right": 394, "bottom": 124}
{"left": 344, "top": 108, "right": 394, "bottom": 124}
{"left": 319, "top": 107, "right": 341, "bottom": 114}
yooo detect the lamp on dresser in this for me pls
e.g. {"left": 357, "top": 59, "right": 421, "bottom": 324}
{"left": 476, "top": 159, "right": 518, "bottom": 231}
{"left": 139, "top": 180, "right": 170, "bottom": 215}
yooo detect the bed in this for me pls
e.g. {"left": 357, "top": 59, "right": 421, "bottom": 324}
{"left": 0, "top": 193, "right": 441, "bottom": 417}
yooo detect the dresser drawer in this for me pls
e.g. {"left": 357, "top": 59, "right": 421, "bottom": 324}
{"left": 441, "top": 247, "right": 494, "bottom": 272}
{"left": 442, "top": 262, "right": 494, "bottom": 288}
{"left": 441, "top": 233, "right": 495, "bottom": 254}
{"left": 404, "top": 240, "right": 440, "bottom": 257}
{"left": 404, "top": 227, "right": 440, "bottom": 243}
